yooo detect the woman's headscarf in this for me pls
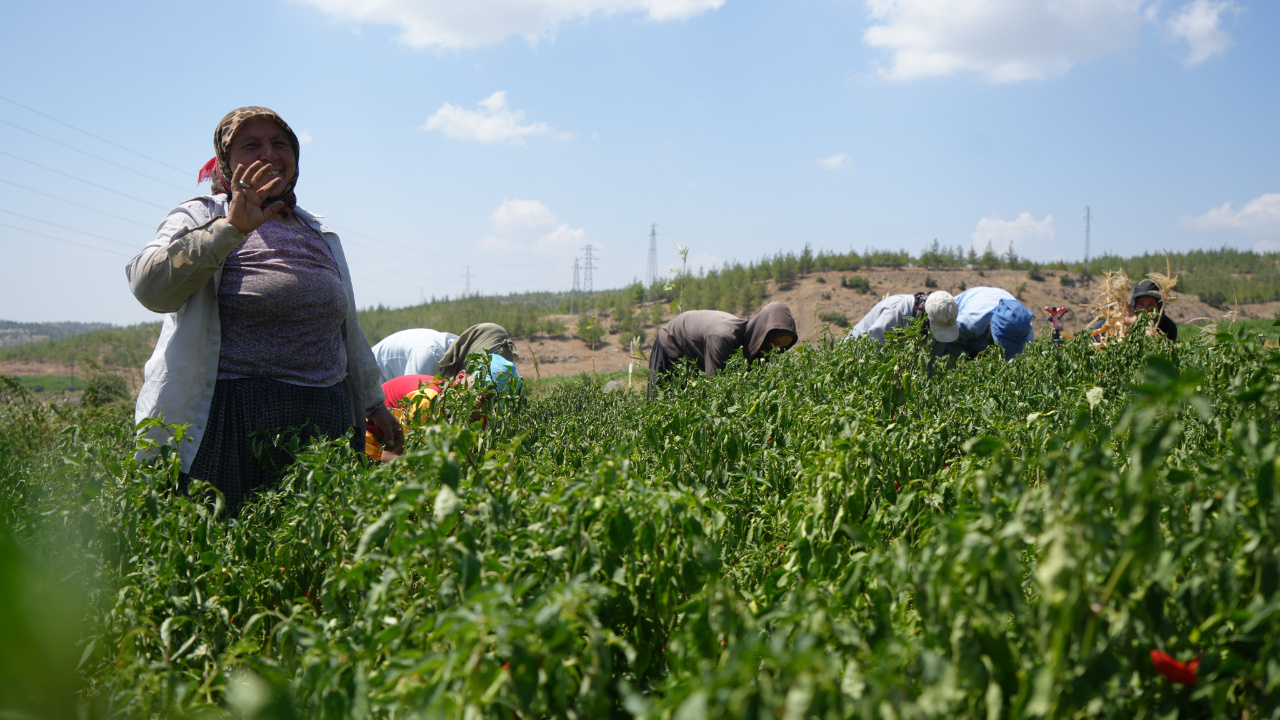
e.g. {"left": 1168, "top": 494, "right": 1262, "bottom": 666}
{"left": 197, "top": 106, "right": 300, "bottom": 216}
{"left": 743, "top": 302, "right": 797, "bottom": 360}
{"left": 438, "top": 323, "right": 520, "bottom": 379}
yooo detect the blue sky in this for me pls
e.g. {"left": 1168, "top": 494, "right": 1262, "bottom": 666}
{"left": 1, "top": 0, "right": 1276, "bottom": 324}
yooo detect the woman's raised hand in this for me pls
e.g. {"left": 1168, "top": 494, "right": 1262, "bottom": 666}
{"left": 226, "top": 160, "right": 287, "bottom": 234}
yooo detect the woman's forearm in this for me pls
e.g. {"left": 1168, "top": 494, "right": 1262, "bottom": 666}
{"left": 126, "top": 218, "right": 245, "bottom": 313}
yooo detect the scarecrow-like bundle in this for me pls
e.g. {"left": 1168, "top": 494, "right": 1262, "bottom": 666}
{"left": 1088, "top": 253, "right": 1179, "bottom": 343}
{"left": 1087, "top": 270, "right": 1135, "bottom": 341}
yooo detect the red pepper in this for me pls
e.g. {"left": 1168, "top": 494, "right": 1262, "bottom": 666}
{"left": 1150, "top": 650, "right": 1199, "bottom": 685}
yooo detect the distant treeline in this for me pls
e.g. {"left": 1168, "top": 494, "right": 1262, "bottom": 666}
{"left": 3, "top": 245, "right": 1274, "bottom": 366}
{"left": 0, "top": 323, "right": 160, "bottom": 366}
{"left": 359, "top": 294, "right": 571, "bottom": 345}
{"left": 0, "top": 320, "right": 113, "bottom": 342}
{"left": 653, "top": 242, "right": 1280, "bottom": 311}
{"left": 1073, "top": 248, "right": 1280, "bottom": 307}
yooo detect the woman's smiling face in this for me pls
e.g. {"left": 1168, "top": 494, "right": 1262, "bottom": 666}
{"left": 228, "top": 117, "right": 296, "bottom": 188}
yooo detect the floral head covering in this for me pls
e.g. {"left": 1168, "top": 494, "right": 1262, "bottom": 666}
{"left": 197, "top": 106, "right": 299, "bottom": 215}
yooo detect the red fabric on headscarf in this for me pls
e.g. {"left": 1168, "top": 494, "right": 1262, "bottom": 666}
{"left": 197, "top": 157, "right": 217, "bottom": 184}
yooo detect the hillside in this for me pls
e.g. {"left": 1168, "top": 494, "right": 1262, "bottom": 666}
{"left": 3, "top": 246, "right": 1277, "bottom": 383}
{"left": 0, "top": 320, "right": 113, "bottom": 349}
{"left": 513, "top": 266, "right": 1278, "bottom": 380}
{"left": 0, "top": 323, "right": 160, "bottom": 368}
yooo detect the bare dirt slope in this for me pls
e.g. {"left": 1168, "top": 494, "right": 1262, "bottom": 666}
{"left": 510, "top": 268, "right": 1278, "bottom": 380}
{"left": 4, "top": 268, "right": 1273, "bottom": 383}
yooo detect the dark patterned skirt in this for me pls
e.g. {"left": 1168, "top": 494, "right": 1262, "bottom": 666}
{"left": 186, "top": 378, "right": 355, "bottom": 513}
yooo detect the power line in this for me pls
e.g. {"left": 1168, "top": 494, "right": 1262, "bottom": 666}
{"left": 0, "top": 94, "right": 190, "bottom": 175}
{"left": 0, "top": 177, "right": 155, "bottom": 228}
{"left": 321, "top": 221, "right": 563, "bottom": 270}
{"left": 0, "top": 96, "right": 569, "bottom": 275}
{"left": 0, "top": 118, "right": 192, "bottom": 192}
{"left": 0, "top": 173, "right": 569, "bottom": 277}
{"left": 345, "top": 273, "right": 441, "bottom": 292}
{"left": 0, "top": 150, "right": 169, "bottom": 210}
{"left": 347, "top": 260, "right": 445, "bottom": 285}
{"left": 0, "top": 207, "right": 138, "bottom": 250}
{"left": 0, "top": 179, "right": 504, "bottom": 278}
{"left": 0, "top": 221, "right": 132, "bottom": 257}
{"left": 663, "top": 229, "right": 985, "bottom": 240}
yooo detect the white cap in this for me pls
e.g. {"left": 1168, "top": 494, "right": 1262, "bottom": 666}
{"left": 925, "top": 291, "right": 959, "bottom": 343}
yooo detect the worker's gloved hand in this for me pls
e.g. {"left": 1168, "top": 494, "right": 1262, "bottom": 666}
{"left": 368, "top": 406, "right": 403, "bottom": 454}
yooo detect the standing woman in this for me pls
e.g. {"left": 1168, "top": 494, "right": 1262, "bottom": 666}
{"left": 127, "top": 106, "right": 400, "bottom": 512}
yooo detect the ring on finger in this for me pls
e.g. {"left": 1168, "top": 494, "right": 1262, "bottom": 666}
{"left": 237, "top": 180, "right": 251, "bottom": 189}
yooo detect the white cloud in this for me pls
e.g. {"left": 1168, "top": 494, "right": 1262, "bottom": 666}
{"left": 296, "top": 0, "right": 723, "bottom": 49}
{"left": 535, "top": 224, "right": 587, "bottom": 253}
{"left": 492, "top": 198, "right": 558, "bottom": 235}
{"left": 1168, "top": 0, "right": 1238, "bottom": 66}
{"left": 1182, "top": 193, "right": 1280, "bottom": 235}
{"left": 971, "top": 212, "right": 1055, "bottom": 257}
{"left": 486, "top": 199, "right": 588, "bottom": 254}
{"left": 816, "top": 153, "right": 853, "bottom": 171}
{"left": 862, "top": 0, "right": 1148, "bottom": 82}
{"left": 423, "top": 91, "right": 557, "bottom": 145}
{"left": 1254, "top": 240, "right": 1280, "bottom": 255}
{"left": 297, "top": 129, "right": 314, "bottom": 145}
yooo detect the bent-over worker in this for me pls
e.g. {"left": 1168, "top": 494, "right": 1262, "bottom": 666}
{"left": 951, "top": 287, "right": 1035, "bottom": 359}
{"left": 364, "top": 355, "right": 522, "bottom": 461}
{"left": 648, "top": 301, "right": 797, "bottom": 397}
{"left": 845, "top": 291, "right": 960, "bottom": 346}
{"left": 372, "top": 322, "right": 518, "bottom": 384}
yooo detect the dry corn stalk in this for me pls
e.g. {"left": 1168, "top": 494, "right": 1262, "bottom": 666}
{"left": 1146, "top": 250, "right": 1180, "bottom": 329}
{"left": 1088, "top": 270, "right": 1134, "bottom": 341}
{"left": 1089, "top": 251, "right": 1180, "bottom": 343}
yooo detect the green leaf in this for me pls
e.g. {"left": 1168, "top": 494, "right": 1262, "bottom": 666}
{"left": 965, "top": 436, "right": 1004, "bottom": 456}
{"left": 1256, "top": 457, "right": 1276, "bottom": 512}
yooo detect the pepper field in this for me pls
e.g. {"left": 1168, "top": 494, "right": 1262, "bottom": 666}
{"left": 1, "top": 318, "right": 1278, "bottom": 719}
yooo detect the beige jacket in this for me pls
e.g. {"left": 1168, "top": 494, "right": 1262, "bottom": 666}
{"left": 126, "top": 195, "right": 385, "bottom": 471}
